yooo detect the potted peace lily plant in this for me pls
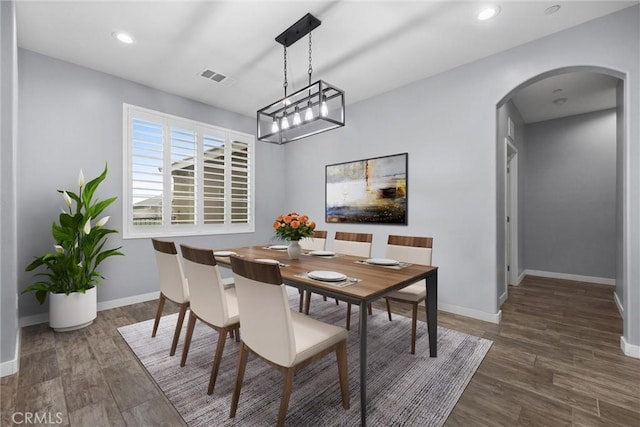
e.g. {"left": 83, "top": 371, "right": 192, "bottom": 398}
{"left": 23, "top": 164, "right": 123, "bottom": 331}
{"left": 273, "top": 212, "right": 316, "bottom": 259}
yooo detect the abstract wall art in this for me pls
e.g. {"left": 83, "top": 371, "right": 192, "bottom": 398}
{"left": 325, "top": 153, "right": 407, "bottom": 224}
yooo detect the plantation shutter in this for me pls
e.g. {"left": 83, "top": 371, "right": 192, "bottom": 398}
{"left": 229, "top": 137, "right": 251, "bottom": 224}
{"left": 169, "top": 125, "right": 197, "bottom": 225}
{"left": 131, "top": 117, "right": 164, "bottom": 225}
{"left": 203, "top": 133, "right": 226, "bottom": 224}
{"left": 124, "top": 104, "right": 254, "bottom": 238}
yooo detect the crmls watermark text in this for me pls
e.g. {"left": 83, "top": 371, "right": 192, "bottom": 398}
{"left": 11, "top": 412, "right": 64, "bottom": 425}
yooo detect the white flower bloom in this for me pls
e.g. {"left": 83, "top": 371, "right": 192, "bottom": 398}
{"left": 83, "top": 218, "right": 91, "bottom": 235}
{"left": 96, "top": 216, "right": 110, "bottom": 227}
{"left": 63, "top": 191, "right": 72, "bottom": 207}
{"left": 54, "top": 245, "right": 64, "bottom": 253}
{"left": 78, "top": 169, "right": 85, "bottom": 187}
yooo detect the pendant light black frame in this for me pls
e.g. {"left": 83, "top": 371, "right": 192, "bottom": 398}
{"left": 257, "top": 13, "right": 345, "bottom": 144}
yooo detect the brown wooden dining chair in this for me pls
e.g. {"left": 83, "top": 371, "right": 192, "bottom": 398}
{"left": 229, "top": 256, "right": 349, "bottom": 426}
{"left": 151, "top": 239, "right": 189, "bottom": 357}
{"left": 179, "top": 244, "right": 240, "bottom": 395}
{"left": 383, "top": 235, "right": 433, "bottom": 354}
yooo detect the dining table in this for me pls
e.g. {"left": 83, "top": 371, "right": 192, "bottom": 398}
{"left": 214, "top": 245, "right": 439, "bottom": 427}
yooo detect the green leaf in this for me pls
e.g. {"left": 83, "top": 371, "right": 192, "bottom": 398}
{"left": 86, "top": 197, "right": 117, "bottom": 219}
{"left": 82, "top": 164, "right": 108, "bottom": 208}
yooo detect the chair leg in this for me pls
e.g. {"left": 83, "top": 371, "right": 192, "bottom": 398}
{"left": 180, "top": 312, "right": 197, "bottom": 367}
{"left": 170, "top": 302, "right": 188, "bottom": 356}
{"left": 304, "top": 291, "right": 312, "bottom": 315}
{"left": 298, "top": 289, "right": 304, "bottom": 312}
{"left": 411, "top": 302, "right": 418, "bottom": 355}
{"left": 230, "top": 342, "right": 249, "bottom": 418}
{"left": 278, "top": 368, "right": 295, "bottom": 427}
{"left": 208, "top": 327, "right": 229, "bottom": 395}
{"left": 234, "top": 326, "right": 240, "bottom": 342}
{"left": 335, "top": 298, "right": 340, "bottom": 305}
{"left": 151, "top": 293, "right": 166, "bottom": 337}
{"left": 323, "top": 295, "right": 328, "bottom": 301}
{"left": 346, "top": 303, "right": 351, "bottom": 331}
{"left": 336, "top": 341, "right": 350, "bottom": 409}
{"left": 385, "top": 298, "right": 393, "bottom": 321}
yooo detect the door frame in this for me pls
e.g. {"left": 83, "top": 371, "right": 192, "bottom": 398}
{"left": 505, "top": 137, "right": 519, "bottom": 288}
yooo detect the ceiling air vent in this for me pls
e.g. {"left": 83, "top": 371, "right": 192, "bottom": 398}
{"left": 198, "top": 68, "right": 236, "bottom": 87}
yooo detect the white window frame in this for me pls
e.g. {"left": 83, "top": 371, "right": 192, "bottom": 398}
{"left": 122, "top": 103, "right": 255, "bottom": 239}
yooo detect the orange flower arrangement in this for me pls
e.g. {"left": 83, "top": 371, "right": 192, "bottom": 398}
{"left": 273, "top": 212, "right": 316, "bottom": 241}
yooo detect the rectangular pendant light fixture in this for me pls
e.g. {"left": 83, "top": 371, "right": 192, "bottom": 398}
{"left": 257, "top": 13, "right": 345, "bottom": 145}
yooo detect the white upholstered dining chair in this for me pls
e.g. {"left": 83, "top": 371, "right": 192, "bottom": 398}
{"left": 298, "top": 230, "right": 329, "bottom": 311}
{"left": 229, "top": 256, "right": 349, "bottom": 427}
{"left": 332, "top": 232, "right": 373, "bottom": 330}
{"left": 151, "top": 239, "right": 189, "bottom": 357}
{"left": 298, "top": 229, "right": 328, "bottom": 251}
{"left": 383, "top": 235, "right": 433, "bottom": 354}
{"left": 179, "top": 244, "right": 240, "bottom": 395}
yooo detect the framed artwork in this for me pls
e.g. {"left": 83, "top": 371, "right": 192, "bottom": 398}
{"left": 325, "top": 153, "right": 408, "bottom": 224}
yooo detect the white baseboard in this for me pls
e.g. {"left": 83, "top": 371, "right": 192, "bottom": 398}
{"left": 0, "top": 330, "right": 20, "bottom": 377}
{"left": 515, "top": 271, "right": 526, "bottom": 286}
{"left": 439, "top": 302, "right": 501, "bottom": 324}
{"left": 614, "top": 292, "right": 624, "bottom": 317}
{"left": 499, "top": 291, "right": 508, "bottom": 307}
{"left": 97, "top": 291, "right": 159, "bottom": 312}
{"left": 621, "top": 336, "right": 640, "bottom": 359}
{"left": 19, "top": 291, "right": 160, "bottom": 327}
{"left": 524, "top": 269, "right": 615, "bottom": 286}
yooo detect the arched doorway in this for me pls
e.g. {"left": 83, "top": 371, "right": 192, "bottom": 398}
{"left": 496, "top": 66, "right": 627, "bottom": 341}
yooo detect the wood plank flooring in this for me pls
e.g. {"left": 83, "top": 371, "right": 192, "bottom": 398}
{"left": 2, "top": 275, "right": 638, "bottom": 426}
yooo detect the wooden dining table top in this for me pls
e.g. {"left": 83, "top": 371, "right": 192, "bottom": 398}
{"left": 213, "top": 245, "right": 438, "bottom": 303}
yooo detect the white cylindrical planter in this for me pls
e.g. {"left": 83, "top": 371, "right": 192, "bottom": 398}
{"left": 49, "top": 286, "right": 97, "bottom": 332}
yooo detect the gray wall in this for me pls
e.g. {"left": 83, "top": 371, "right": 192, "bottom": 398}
{"left": 284, "top": 4, "right": 639, "bottom": 344}
{"left": 523, "top": 109, "right": 617, "bottom": 278}
{"left": 17, "top": 49, "right": 286, "bottom": 319}
{"left": 1, "top": 0, "right": 19, "bottom": 370}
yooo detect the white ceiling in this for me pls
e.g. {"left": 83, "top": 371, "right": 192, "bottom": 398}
{"left": 16, "top": 1, "right": 636, "bottom": 119}
{"left": 511, "top": 72, "right": 619, "bottom": 123}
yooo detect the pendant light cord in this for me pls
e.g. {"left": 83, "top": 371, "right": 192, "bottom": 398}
{"left": 308, "top": 31, "right": 313, "bottom": 86}
{"left": 283, "top": 46, "right": 288, "bottom": 98}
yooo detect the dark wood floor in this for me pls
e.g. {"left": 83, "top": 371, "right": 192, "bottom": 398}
{"left": 2, "top": 276, "right": 638, "bottom": 426}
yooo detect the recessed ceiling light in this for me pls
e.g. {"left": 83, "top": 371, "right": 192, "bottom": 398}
{"left": 553, "top": 97, "right": 568, "bottom": 106}
{"left": 112, "top": 31, "right": 134, "bottom": 44}
{"left": 477, "top": 6, "right": 501, "bottom": 21}
{"left": 544, "top": 5, "right": 561, "bottom": 15}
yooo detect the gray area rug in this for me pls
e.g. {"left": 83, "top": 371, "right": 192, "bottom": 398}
{"left": 118, "top": 290, "right": 492, "bottom": 426}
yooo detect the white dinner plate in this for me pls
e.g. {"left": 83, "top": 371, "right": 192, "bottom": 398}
{"left": 308, "top": 250, "right": 335, "bottom": 256}
{"left": 214, "top": 251, "right": 237, "bottom": 257}
{"left": 365, "top": 258, "right": 400, "bottom": 266}
{"left": 308, "top": 271, "right": 347, "bottom": 282}
{"left": 255, "top": 258, "right": 280, "bottom": 265}
{"left": 268, "top": 245, "right": 289, "bottom": 250}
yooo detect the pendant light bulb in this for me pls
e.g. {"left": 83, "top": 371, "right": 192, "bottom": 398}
{"left": 271, "top": 118, "right": 279, "bottom": 133}
{"left": 320, "top": 97, "right": 329, "bottom": 117}
{"left": 304, "top": 102, "right": 314, "bottom": 121}
{"left": 281, "top": 114, "right": 290, "bottom": 130}
{"left": 292, "top": 108, "right": 302, "bottom": 126}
